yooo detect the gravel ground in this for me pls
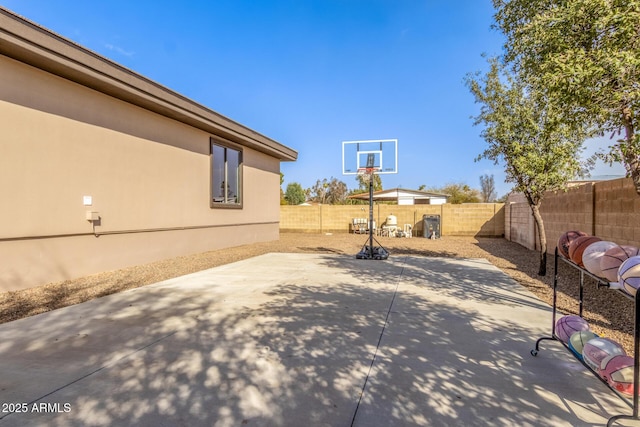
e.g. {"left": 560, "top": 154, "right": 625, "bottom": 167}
{"left": 0, "top": 232, "right": 634, "bottom": 353}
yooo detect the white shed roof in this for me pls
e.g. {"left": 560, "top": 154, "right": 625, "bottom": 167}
{"left": 348, "top": 188, "right": 449, "bottom": 203}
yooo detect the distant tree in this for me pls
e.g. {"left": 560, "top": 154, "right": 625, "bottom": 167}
{"left": 429, "top": 183, "right": 481, "bottom": 204}
{"left": 309, "top": 177, "right": 349, "bottom": 204}
{"left": 417, "top": 184, "right": 426, "bottom": 191}
{"left": 280, "top": 172, "right": 286, "bottom": 205}
{"left": 496, "top": 193, "right": 509, "bottom": 203}
{"left": 479, "top": 174, "right": 496, "bottom": 202}
{"left": 310, "top": 179, "right": 329, "bottom": 204}
{"left": 284, "top": 182, "right": 306, "bottom": 205}
{"left": 355, "top": 174, "right": 382, "bottom": 192}
{"left": 493, "top": 0, "right": 640, "bottom": 195}
{"left": 466, "top": 58, "right": 589, "bottom": 275}
{"left": 326, "top": 178, "right": 349, "bottom": 204}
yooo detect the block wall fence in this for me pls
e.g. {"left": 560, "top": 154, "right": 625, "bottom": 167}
{"left": 281, "top": 177, "right": 640, "bottom": 252}
{"left": 505, "top": 177, "right": 640, "bottom": 252}
{"left": 280, "top": 203, "right": 505, "bottom": 237}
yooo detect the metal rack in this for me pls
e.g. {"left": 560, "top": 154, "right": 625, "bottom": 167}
{"left": 531, "top": 247, "right": 640, "bottom": 427}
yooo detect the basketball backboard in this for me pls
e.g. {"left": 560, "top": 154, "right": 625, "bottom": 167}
{"left": 342, "top": 139, "right": 398, "bottom": 175}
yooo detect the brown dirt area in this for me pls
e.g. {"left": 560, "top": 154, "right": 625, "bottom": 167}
{"left": 0, "top": 233, "right": 634, "bottom": 354}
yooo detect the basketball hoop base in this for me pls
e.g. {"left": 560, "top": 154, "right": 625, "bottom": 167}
{"left": 356, "top": 239, "right": 389, "bottom": 260}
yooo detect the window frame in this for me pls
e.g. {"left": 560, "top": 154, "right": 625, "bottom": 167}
{"left": 210, "top": 137, "right": 243, "bottom": 209}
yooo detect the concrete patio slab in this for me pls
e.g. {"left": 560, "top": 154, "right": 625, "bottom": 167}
{"left": 0, "top": 253, "right": 635, "bottom": 426}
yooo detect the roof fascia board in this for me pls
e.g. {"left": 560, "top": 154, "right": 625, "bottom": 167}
{"left": 0, "top": 8, "right": 297, "bottom": 161}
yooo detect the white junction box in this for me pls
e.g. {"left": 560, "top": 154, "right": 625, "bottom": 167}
{"left": 85, "top": 211, "right": 100, "bottom": 221}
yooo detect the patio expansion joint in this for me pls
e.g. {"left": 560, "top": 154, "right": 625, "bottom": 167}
{"left": 350, "top": 255, "right": 408, "bottom": 427}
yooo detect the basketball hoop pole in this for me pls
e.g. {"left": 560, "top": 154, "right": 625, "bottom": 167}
{"left": 347, "top": 144, "right": 393, "bottom": 260}
{"left": 355, "top": 168, "right": 388, "bottom": 260}
{"left": 368, "top": 171, "right": 374, "bottom": 258}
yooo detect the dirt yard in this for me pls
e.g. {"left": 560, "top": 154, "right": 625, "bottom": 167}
{"left": 0, "top": 232, "right": 634, "bottom": 353}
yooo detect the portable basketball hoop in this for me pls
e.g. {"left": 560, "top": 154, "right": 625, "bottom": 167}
{"left": 353, "top": 156, "right": 389, "bottom": 260}
{"left": 342, "top": 139, "right": 397, "bottom": 260}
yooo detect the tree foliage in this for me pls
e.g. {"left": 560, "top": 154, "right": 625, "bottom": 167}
{"left": 354, "top": 174, "right": 383, "bottom": 193}
{"left": 309, "top": 177, "right": 349, "bottom": 204}
{"left": 493, "top": 0, "right": 640, "bottom": 194}
{"left": 467, "top": 59, "right": 588, "bottom": 201}
{"left": 441, "top": 183, "right": 481, "bottom": 204}
{"left": 466, "top": 58, "right": 589, "bottom": 275}
{"left": 426, "top": 183, "right": 481, "bottom": 204}
{"left": 479, "top": 174, "right": 497, "bottom": 202}
{"left": 284, "top": 182, "right": 306, "bottom": 205}
{"left": 280, "top": 172, "right": 286, "bottom": 205}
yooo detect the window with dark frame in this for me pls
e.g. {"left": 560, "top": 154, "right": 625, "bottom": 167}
{"left": 211, "top": 139, "right": 242, "bottom": 207}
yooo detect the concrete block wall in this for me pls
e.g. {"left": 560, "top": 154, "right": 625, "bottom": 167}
{"left": 375, "top": 205, "right": 442, "bottom": 236}
{"left": 505, "top": 177, "right": 640, "bottom": 253}
{"left": 442, "top": 204, "right": 505, "bottom": 236}
{"left": 280, "top": 205, "right": 322, "bottom": 233}
{"left": 541, "top": 182, "right": 595, "bottom": 251}
{"left": 280, "top": 203, "right": 506, "bottom": 237}
{"left": 505, "top": 200, "right": 536, "bottom": 250}
{"left": 595, "top": 178, "right": 640, "bottom": 246}
{"left": 321, "top": 205, "right": 366, "bottom": 233}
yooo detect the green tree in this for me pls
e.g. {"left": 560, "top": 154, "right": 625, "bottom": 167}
{"left": 428, "top": 183, "right": 481, "bottom": 204}
{"left": 346, "top": 173, "right": 383, "bottom": 205}
{"left": 309, "top": 177, "right": 349, "bottom": 204}
{"left": 466, "top": 58, "right": 589, "bottom": 275}
{"left": 326, "top": 178, "right": 349, "bottom": 204}
{"left": 493, "top": 0, "right": 640, "bottom": 194}
{"left": 479, "top": 174, "right": 496, "bottom": 202}
{"left": 355, "top": 174, "right": 382, "bottom": 193}
{"left": 280, "top": 172, "right": 286, "bottom": 205}
{"left": 310, "top": 178, "right": 329, "bottom": 204}
{"left": 284, "top": 182, "right": 306, "bottom": 205}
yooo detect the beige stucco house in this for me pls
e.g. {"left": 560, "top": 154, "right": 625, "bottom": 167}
{"left": 0, "top": 8, "right": 297, "bottom": 291}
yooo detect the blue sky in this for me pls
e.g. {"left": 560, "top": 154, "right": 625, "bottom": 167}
{"left": 3, "top": 0, "right": 625, "bottom": 198}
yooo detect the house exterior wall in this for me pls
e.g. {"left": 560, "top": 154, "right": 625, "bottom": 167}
{"left": 0, "top": 48, "right": 284, "bottom": 291}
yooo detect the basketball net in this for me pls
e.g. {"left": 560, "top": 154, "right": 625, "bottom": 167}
{"left": 356, "top": 167, "right": 377, "bottom": 176}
